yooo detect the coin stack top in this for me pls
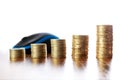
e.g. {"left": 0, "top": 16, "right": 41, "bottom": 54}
{"left": 31, "top": 43, "right": 47, "bottom": 58}
{"left": 10, "top": 48, "right": 25, "bottom": 60}
{"left": 96, "top": 25, "right": 113, "bottom": 59}
{"left": 72, "top": 35, "right": 89, "bottom": 58}
{"left": 51, "top": 39, "right": 66, "bottom": 58}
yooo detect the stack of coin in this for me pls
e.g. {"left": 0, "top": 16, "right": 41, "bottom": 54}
{"left": 51, "top": 39, "right": 66, "bottom": 58}
{"left": 72, "top": 35, "right": 89, "bottom": 58}
{"left": 96, "top": 25, "right": 113, "bottom": 59}
{"left": 31, "top": 43, "right": 47, "bottom": 58}
{"left": 10, "top": 48, "right": 25, "bottom": 61}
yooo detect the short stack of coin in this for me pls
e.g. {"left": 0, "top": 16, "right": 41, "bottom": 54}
{"left": 72, "top": 35, "right": 89, "bottom": 58}
{"left": 96, "top": 25, "right": 113, "bottom": 59}
{"left": 51, "top": 39, "right": 66, "bottom": 58}
{"left": 31, "top": 43, "right": 47, "bottom": 58}
{"left": 10, "top": 48, "right": 25, "bottom": 61}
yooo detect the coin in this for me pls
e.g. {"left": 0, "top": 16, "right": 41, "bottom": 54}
{"left": 51, "top": 58, "right": 66, "bottom": 67}
{"left": 72, "top": 53, "right": 88, "bottom": 58}
{"left": 96, "top": 53, "right": 112, "bottom": 59}
{"left": 97, "top": 25, "right": 113, "bottom": 31}
{"left": 31, "top": 58, "right": 46, "bottom": 64}
{"left": 72, "top": 35, "right": 88, "bottom": 39}
{"left": 10, "top": 58, "right": 24, "bottom": 62}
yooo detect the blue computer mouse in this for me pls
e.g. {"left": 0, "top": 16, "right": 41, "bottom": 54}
{"left": 13, "top": 33, "right": 59, "bottom": 54}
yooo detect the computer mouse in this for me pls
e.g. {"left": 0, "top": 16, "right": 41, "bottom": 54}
{"left": 13, "top": 33, "right": 59, "bottom": 54}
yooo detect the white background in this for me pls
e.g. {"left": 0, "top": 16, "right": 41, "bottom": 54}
{"left": 0, "top": 0, "right": 120, "bottom": 80}
{"left": 0, "top": 0, "right": 120, "bottom": 51}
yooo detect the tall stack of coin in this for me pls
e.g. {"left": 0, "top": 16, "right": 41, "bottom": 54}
{"left": 31, "top": 43, "right": 47, "bottom": 58}
{"left": 51, "top": 39, "right": 66, "bottom": 58}
{"left": 96, "top": 25, "right": 113, "bottom": 59}
{"left": 10, "top": 48, "right": 25, "bottom": 61}
{"left": 72, "top": 35, "right": 88, "bottom": 58}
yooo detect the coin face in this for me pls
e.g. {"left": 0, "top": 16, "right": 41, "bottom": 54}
{"left": 96, "top": 25, "right": 113, "bottom": 59}
{"left": 51, "top": 39, "right": 66, "bottom": 58}
{"left": 31, "top": 43, "right": 47, "bottom": 58}
{"left": 10, "top": 48, "right": 25, "bottom": 59}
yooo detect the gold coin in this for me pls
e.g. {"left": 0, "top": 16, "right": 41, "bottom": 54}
{"left": 97, "top": 34, "right": 113, "bottom": 37}
{"left": 10, "top": 48, "right": 25, "bottom": 59}
{"left": 51, "top": 54, "right": 66, "bottom": 58}
{"left": 51, "top": 39, "right": 66, "bottom": 44}
{"left": 96, "top": 41, "right": 112, "bottom": 44}
{"left": 96, "top": 46, "right": 112, "bottom": 49}
{"left": 72, "top": 53, "right": 88, "bottom": 58}
{"left": 97, "top": 25, "right": 113, "bottom": 30}
{"left": 10, "top": 58, "right": 24, "bottom": 62}
{"left": 72, "top": 42, "right": 88, "bottom": 45}
{"left": 97, "top": 38, "right": 113, "bottom": 42}
{"left": 72, "top": 39, "right": 88, "bottom": 42}
{"left": 31, "top": 58, "right": 46, "bottom": 64}
{"left": 51, "top": 46, "right": 66, "bottom": 49}
{"left": 96, "top": 53, "right": 112, "bottom": 59}
{"left": 97, "top": 30, "right": 113, "bottom": 33}
{"left": 97, "top": 32, "right": 112, "bottom": 36}
{"left": 72, "top": 46, "right": 88, "bottom": 49}
{"left": 72, "top": 35, "right": 88, "bottom": 39}
{"left": 96, "top": 48, "right": 112, "bottom": 50}
{"left": 72, "top": 48, "right": 88, "bottom": 51}
{"left": 72, "top": 45, "right": 88, "bottom": 48}
{"left": 97, "top": 37, "right": 113, "bottom": 40}
{"left": 51, "top": 58, "right": 66, "bottom": 67}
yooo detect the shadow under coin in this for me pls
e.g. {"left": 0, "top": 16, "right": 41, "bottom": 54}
{"left": 72, "top": 57, "right": 88, "bottom": 70}
{"left": 50, "top": 58, "right": 66, "bottom": 67}
{"left": 97, "top": 58, "right": 112, "bottom": 80}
